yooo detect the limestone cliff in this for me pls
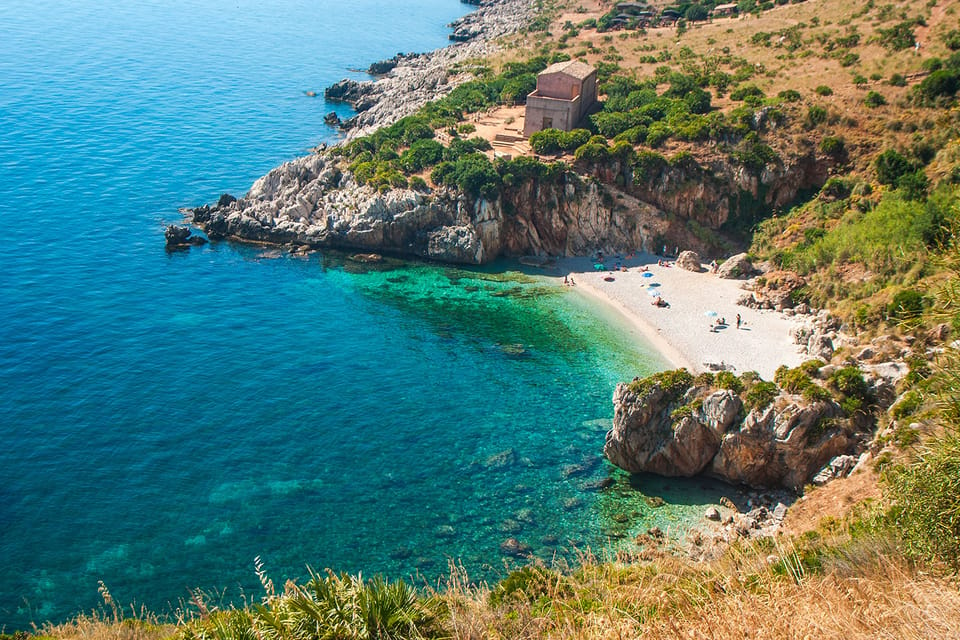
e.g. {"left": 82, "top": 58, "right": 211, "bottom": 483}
{"left": 187, "top": 143, "right": 836, "bottom": 264}
{"left": 604, "top": 372, "right": 869, "bottom": 490}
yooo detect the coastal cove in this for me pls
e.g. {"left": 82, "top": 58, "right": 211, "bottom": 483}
{"left": 0, "top": 0, "right": 744, "bottom": 629}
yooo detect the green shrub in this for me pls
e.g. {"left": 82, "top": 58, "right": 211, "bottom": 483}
{"left": 685, "top": 3, "right": 709, "bottom": 21}
{"left": 840, "top": 52, "right": 860, "bottom": 67}
{"left": 409, "top": 176, "right": 429, "bottom": 191}
{"left": 744, "top": 380, "right": 779, "bottom": 411}
{"left": 431, "top": 153, "right": 501, "bottom": 199}
{"left": 805, "top": 105, "right": 828, "bottom": 128}
{"left": 828, "top": 366, "right": 870, "bottom": 403}
{"left": 800, "top": 359, "right": 825, "bottom": 375}
{"left": 529, "top": 128, "right": 564, "bottom": 155}
{"left": 888, "top": 73, "right": 907, "bottom": 87}
{"left": 489, "top": 566, "right": 566, "bottom": 607}
{"left": 881, "top": 427, "right": 960, "bottom": 570}
{"left": 628, "top": 369, "right": 694, "bottom": 401}
{"left": 864, "top": 91, "right": 887, "bottom": 108}
{"left": 399, "top": 139, "right": 445, "bottom": 173}
{"left": 874, "top": 149, "right": 915, "bottom": 186}
{"left": 694, "top": 372, "right": 716, "bottom": 387}
{"left": 246, "top": 569, "right": 442, "bottom": 640}
{"left": 774, "top": 366, "right": 814, "bottom": 394}
{"left": 891, "top": 390, "right": 923, "bottom": 420}
{"left": 877, "top": 20, "right": 919, "bottom": 52}
{"left": 814, "top": 85, "right": 834, "bottom": 96}
{"left": 729, "top": 84, "right": 765, "bottom": 101}
{"left": 888, "top": 288, "right": 925, "bottom": 323}
{"left": 778, "top": 89, "right": 802, "bottom": 102}
{"left": 715, "top": 370, "right": 744, "bottom": 393}
{"left": 819, "top": 136, "right": 845, "bottom": 155}
{"left": 913, "top": 69, "right": 960, "bottom": 105}
{"left": 803, "top": 383, "right": 833, "bottom": 403}
{"left": 574, "top": 140, "right": 611, "bottom": 163}
{"left": 734, "top": 132, "right": 779, "bottom": 171}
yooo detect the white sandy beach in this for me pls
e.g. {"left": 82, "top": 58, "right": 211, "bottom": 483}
{"left": 554, "top": 253, "right": 808, "bottom": 381}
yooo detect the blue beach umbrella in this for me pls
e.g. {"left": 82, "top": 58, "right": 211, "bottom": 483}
{"left": 705, "top": 310, "right": 718, "bottom": 317}
{"left": 642, "top": 272, "right": 654, "bottom": 278}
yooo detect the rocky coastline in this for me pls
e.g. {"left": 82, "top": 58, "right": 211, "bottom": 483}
{"left": 324, "top": 0, "right": 536, "bottom": 139}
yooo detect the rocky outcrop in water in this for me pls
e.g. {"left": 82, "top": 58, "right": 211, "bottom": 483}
{"left": 604, "top": 374, "right": 867, "bottom": 489}
{"left": 164, "top": 224, "right": 207, "bottom": 248}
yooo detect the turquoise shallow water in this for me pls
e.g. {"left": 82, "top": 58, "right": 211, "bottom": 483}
{"left": 0, "top": 1, "right": 735, "bottom": 628}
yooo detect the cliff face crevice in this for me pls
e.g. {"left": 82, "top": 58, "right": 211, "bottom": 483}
{"left": 604, "top": 379, "right": 864, "bottom": 490}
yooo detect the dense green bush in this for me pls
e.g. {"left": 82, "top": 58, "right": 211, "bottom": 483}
{"left": 805, "top": 105, "right": 828, "bottom": 128}
{"left": 828, "top": 367, "right": 867, "bottom": 396}
{"left": 730, "top": 84, "right": 765, "bottom": 101}
{"left": 685, "top": 3, "right": 709, "bottom": 21}
{"left": 819, "top": 136, "right": 845, "bottom": 156}
{"left": 814, "top": 85, "right": 834, "bottom": 96}
{"left": 529, "top": 128, "right": 591, "bottom": 155}
{"left": 744, "top": 380, "right": 779, "bottom": 411}
{"left": 734, "top": 132, "right": 779, "bottom": 171}
{"left": 913, "top": 69, "right": 960, "bottom": 105}
{"left": 874, "top": 149, "right": 915, "bottom": 186}
{"left": 399, "top": 139, "right": 445, "bottom": 173}
{"left": 877, "top": 20, "right": 919, "bottom": 52}
{"left": 628, "top": 369, "right": 694, "bottom": 401}
{"left": 431, "top": 153, "right": 501, "bottom": 199}
{"left": 774, "top": 366, "right": 814, "bottom": 394}
{"left": 715, "top": 370, "right": 744, "bottom": 393}
{"left": 864, "top": 91, "right": 887, "bottom": 108}
{"left": 178, "top": 569, "right": 444, "bottom": 640}
{"left": 887, "top": 289, "right": 925, "bottom": 323}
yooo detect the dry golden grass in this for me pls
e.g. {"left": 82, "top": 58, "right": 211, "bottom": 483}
{"left": 438, "top": 541, "right": 960, "bottom": 640}
{"left": 35, "top": 613, "right": 174, "bottom": 640}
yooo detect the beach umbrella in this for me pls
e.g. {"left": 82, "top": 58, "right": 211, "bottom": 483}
{"left": 704, "top": 310, "right": 718, "bottom": 317}
{"left": 642, "top": 272, "right": 654, "bottom": 278}
{"left": 648, "top": 289, "right": 661, "bottom": 297}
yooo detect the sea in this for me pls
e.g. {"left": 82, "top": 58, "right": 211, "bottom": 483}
{"left": 0, "top": 0, "right": 732, "bottom": 629}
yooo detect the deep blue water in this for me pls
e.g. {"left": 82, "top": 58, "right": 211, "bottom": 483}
{"left": 0, "top": 0, "right": 728, "bottom": 629}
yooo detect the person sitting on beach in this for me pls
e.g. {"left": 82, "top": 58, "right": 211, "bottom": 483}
{"left": 638, "top": 265, "right": 648, "bottom": 272}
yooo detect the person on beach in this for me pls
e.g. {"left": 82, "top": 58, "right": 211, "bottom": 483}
{"left": 736, "top": 313, "right": 741, "bottom": 329}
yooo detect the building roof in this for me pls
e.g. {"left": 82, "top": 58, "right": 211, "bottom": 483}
{"left": 713, "top": 3, "right": 738, "bottom": 10}
{"left": 540, "top": 60, "right": 596, "bottom": 81}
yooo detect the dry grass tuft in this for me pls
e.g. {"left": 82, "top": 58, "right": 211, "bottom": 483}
{"left": 437, "top": 540, "right": 960, "bottom": 640}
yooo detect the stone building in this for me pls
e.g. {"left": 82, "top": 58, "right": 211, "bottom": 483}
{"left": 522, "top": 60, "right": 597, "bottom": 137}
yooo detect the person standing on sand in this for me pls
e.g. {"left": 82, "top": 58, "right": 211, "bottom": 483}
{"left": 736, "top": 313, "right": 741, "bottom": 329}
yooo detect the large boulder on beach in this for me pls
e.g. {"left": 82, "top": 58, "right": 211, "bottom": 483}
{"left": 717, "top": 252, "right": 754, "bottom": 279}
{"left": 676, "top": 250, "right": 702, "bottom": 272}
{"left": 605, "top": 372, "right": 863, "bottom": 489}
